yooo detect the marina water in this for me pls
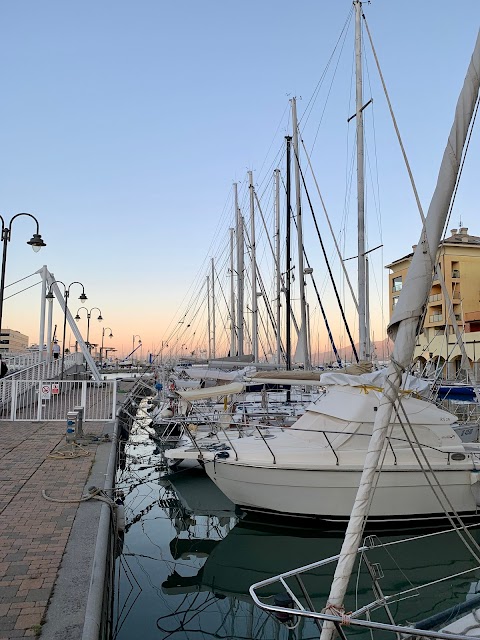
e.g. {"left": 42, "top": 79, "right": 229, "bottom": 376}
{"left": 113, "top": 416, "right": 480, "bottom": 639}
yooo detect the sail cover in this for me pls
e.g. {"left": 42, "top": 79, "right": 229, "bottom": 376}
{"left": 176, "top": 382, "right": 245, "bottom": 401}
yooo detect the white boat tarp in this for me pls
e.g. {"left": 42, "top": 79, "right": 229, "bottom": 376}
{"left": 320, "top": 370, "right": 431, "bottom": 397}
{"left": 176, "top": 381, "right": 245, "bottom": 401}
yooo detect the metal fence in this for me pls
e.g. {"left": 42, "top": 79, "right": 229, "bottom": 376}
{"left": 0, "top": 380, "right": 117, "bottom": 421}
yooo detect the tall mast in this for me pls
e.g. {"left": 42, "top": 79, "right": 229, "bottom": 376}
{"left": 291, "top": 97, "right": 310, "bottom": 369}
{"left": 207, "top": 274, "right": 211, "bottom": 360}
{"left": 355, "top": 0, "right": 369, "bottom": 361}
{"left": 229, "top": 227, "right": 236, "bottom": 356}
{"left": 249, "top": 171, "right": 258, "bottom": 362}
{"left": 211, "top": 257, "right": 216, "bottom": 359}
{"left": 285, "top": 136, "right": 292, "bottom": 372}
{"left": 235, "top": 182, "right": 244, "bottom": 356}
{"left": 275, "top": 168, "right": 282, "bottom": 365}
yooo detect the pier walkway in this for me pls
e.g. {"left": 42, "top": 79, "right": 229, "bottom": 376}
{"left": 0, "top": 417, "right": 116, "bottom": 638}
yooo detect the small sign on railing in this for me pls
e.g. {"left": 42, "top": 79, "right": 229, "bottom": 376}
{"left": 52, "top": 382, "right": 60, "bottom": 395}
{"left": 41, "top": 384, "right": 51, "bottom": 400}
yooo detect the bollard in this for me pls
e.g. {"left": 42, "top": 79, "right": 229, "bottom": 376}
{"left": 66, "top": 411, "right": 78, "bottom": 443}
{"left": 73, "top": 406, "right": 84, "bottom": 438}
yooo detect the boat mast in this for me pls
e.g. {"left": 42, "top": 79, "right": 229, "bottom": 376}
{"left": 249, "top": 170, "right": 258, "bottom": 362}
{"left": 211, "top": 257, "right": 216, "bottom": 359}
{"left": 355, "top": 0, "right": 369, "bottom": 361}
{"left": 229, "top": 227, "right": 236, "bottom": 356}
{"left": 207, "top": 274, "right": 211, "bottom": 360}
{"left": 291, "top": 97, "right": 310, "bottom": 369}
{"left": 275, "top": 168, "right": 282, "bottom": 365}
{"left": 285, "top": 136, "right": 292, "bottom": 372}
{"left": 235, "top": 182, "right": 245, "bottom": 356}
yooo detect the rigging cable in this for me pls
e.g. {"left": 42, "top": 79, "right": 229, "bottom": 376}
{"left": 4, "top": 280, "right": 41, "bottom": 300}
{"left": 294, "top": 146, "right": 359, "bottom": 362}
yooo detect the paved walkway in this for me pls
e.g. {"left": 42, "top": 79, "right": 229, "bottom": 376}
{"left": 0, "top": 419, "right": 112, "bottom": 638}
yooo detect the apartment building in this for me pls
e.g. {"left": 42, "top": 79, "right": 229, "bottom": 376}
{"left": 386, "top": 227, "right": 480, "bottom": 378}
{"left": 0, "top": 329, "right": 29, "bottom": 355}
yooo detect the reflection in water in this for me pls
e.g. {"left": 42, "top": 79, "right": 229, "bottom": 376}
{"left": 113, "top": 417, "right": 480, "bottom": 639}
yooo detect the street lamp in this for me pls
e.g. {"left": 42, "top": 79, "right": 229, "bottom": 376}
{"left": 75, "top": 307, "right": 103, "bottom": 353}
{"left": 100, "top": 327, "right": 113, "bottom": 367}
{"left": 0, "top": 213, "right": 46, "bottom": 344}
{"left": 46, "top": 281, "right": 87, "bottom": 380}
{"left": 132, "top": 334, "right": 141, "bottom": 366}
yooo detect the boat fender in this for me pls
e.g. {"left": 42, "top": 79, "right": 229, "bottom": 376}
{"left": 115, "top": 496, "right": 126, "bottom": 533}
{"left": 213, "top": 450, "right": 230, "bottom": 473}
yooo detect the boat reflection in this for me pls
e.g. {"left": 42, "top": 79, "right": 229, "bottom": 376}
{"left": 162, "top": 468, "right": 480, "bottom": 636}
{"left": 115, "top": 436, "right": 480, "bottom": 640}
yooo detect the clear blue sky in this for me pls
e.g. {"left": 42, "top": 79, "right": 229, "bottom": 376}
{"left": 0, "top": 1, "right": 478, "bottom": 357}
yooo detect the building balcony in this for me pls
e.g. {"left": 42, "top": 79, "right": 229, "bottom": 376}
{"left": 428, "top": 293, "right": 442, "bottom": 303}
{"left": 452, "top": 269, "right": 460, "bottom": 278}
{"left": 429, "top": 314, "right": 443, "bottom": 323}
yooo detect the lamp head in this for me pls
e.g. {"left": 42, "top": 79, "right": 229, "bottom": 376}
{"left": 109, "top": 332, "right": 113, "bottom": 338}
{"left": 79, "top": 292, "right": 87, "bottom": 302}
{"left": 45, "top": 290, "right": 54, "bottom": 301}
{"left": 27, "top": 233, "right": 46, "bottom": 253}
{"left": 74, "top": 314, "right": 80, "bottom": 321}
{"left": 97, "top": 314, "right": 103, "bottom": 322}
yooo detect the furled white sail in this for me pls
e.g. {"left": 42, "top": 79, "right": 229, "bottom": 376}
{"left": 180, "top": 366, "right": 254, "bottom": 381}
{"left": 320, "top": 29, "right": 480, "bottom": 640}
{"left": 175, "top": 382, "right": 245, "bottom": 401}
{"left": 293, "top": 322, "right": 307, "bottom": 366}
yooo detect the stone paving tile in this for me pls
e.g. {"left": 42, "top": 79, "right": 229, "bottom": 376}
{"left": 0, "top": 420, "right": 109, "bottom": 637}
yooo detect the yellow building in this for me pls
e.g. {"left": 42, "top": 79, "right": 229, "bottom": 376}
{"left": 386, "top": 227, "right": 480, "bottom": 380}
{"left": 0, "top": 329, "right": 29, "bottom": 355}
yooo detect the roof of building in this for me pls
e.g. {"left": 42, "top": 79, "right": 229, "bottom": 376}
{"left": 385, "top": 227, "right": 480, "bottom": 269}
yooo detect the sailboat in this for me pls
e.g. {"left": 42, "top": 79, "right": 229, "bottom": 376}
{"left": 178, "top": 9, "right": 480, "bottom": 526}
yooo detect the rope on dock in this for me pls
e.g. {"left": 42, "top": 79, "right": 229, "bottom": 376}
{"left": 47, "top": 442, "right": 91, "bottom": 460}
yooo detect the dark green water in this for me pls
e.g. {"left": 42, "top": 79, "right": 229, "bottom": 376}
{"left": 113, "top": 422, "right": 480, "bottom": 639}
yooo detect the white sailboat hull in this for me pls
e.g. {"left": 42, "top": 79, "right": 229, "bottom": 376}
{"left": 205, "top": 460, "right": 479, "bottom": 521}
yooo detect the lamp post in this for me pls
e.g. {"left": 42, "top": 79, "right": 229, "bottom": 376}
{"left": 75, "top": 307, "right": 103, "bottom": 353}
{"left": 46, "top": 282, "right": 87, "bottom": 380}
{"left": 100, "top": 327, "right": 113, "bottom": 367}
{"left": 132, "top": 334, "right": 141, "bottom": 366}
{"left": 0, "top": 213, "right": 46, "bottom": 345}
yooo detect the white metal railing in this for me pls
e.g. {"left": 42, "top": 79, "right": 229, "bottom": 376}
{"left": 0, "top": 354, "right": 83, "bottom": 408}
{"left": 249, "top": 531, "right": 480, "bottom": 640}
{"left": 0, "top": 379, "right": 117, "bottom": 421}
{"left": 5, "top": 352, "right": 43, "bottom": 370}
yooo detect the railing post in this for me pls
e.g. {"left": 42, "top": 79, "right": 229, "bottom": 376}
{"left": 81, "top": 381, "right": 87, "bottom": 419}
{"left": 11, "top": 380, "right": 17, "bottom": 420}
{"left": 111, "top": 380, "right": 117, "bottom": 421}
{"left": 37, "top": 380, "right": 43, "bottom": 421}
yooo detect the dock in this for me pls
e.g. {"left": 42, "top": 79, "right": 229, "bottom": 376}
{"left": 0, "top": 405, "right": 124, "bottom": 638}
